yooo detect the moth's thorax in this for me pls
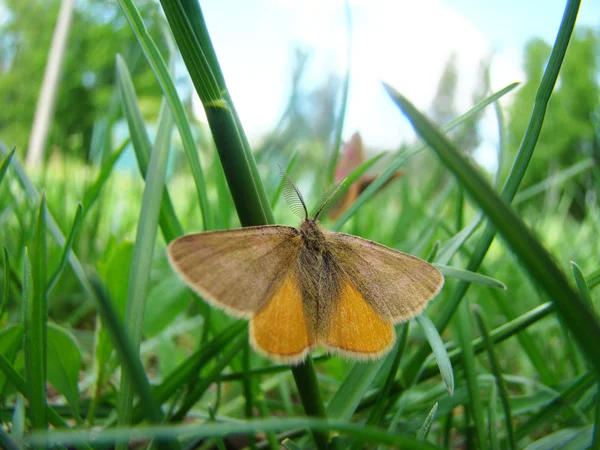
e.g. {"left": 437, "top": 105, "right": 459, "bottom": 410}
{"left": 299, "top": 219, "right": 327, "bottom": 252}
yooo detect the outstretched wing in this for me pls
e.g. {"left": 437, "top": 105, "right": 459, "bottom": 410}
{"left": 167, "top": 225, "right": 301, "bottom": 318}
{"left": 326, "top": 231, "right": 444, "bottom": 323}
{"left": 322, "top": 275, "right": 396, "bottom": 360}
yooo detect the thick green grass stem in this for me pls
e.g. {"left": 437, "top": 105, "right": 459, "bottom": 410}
{"left": 291, "top": 360, "right": 329, "bottom": 449}
{"left": 158, "top": 2, "right": 327, "bottom": 442}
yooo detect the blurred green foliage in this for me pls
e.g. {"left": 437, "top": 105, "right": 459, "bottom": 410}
{"left": 0, "top": 0, "right": 167, "bottom": 161}
{"left": 506, "top": 29, "right": 600, "bottom": 217}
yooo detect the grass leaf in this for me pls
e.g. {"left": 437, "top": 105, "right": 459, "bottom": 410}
{"left": 46, "top": 323, "right": 82, "bottom": 423}
{"left": 385, "top": 83, "right": 600, "bottom": 379}
{"left": 473, "top": 306, "right": 516, "bottom": 450}
{"left": 435, "top": 265, "right": 507, "bottom": 290}
{"left": 416, "top": 315, "right": 454, "bottom": 395}
{"left": 417, "top": 403, "right": 438, "bottom": 442}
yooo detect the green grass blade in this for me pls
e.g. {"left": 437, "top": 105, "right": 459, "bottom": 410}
{"left": 416, "top": 315, "right": 454, "bottom": 395}
{"left": 0, "top": 429, "right": 20, "bottom": 450}
{"left": 514, "top": 159, "right": 595, "bottom": 205}
{"left": 435, "top": 214, "right": 483, "bottom": 265}
{"left": 159, "top": 0, "right": 273, "bottom": 227}
{"left": 24, "top": 195, "right": 48, "bottom": 433}
{"left": 417, "top": 403, "right": 438, "bottom": 442}
{"left": 514, "top": 372, "right": 595, "bottom": 442}
{"left": 0, "top": 145, "right": 100, "bottom": 313}
{"left": 366, "top": 324, "right": 409, "bottom": 427}
{"left": 158, "top": 2, "right": 327, "bottom": 444}
{"left": 291, "top": 358, "right": 329, "bottom": 449}
{"left": 87, "top": 273, "right": 164, "bottom": 424}
{"left": 571, "top": 262, "right": 592, "bottom": 306}
{"left": 47, "top": 203, "right": 82, "bottom": 294}
{"left": 81, "top": 139, "right": 128, "bottom": 214}
{"left": 523, "top": 426, "right": 593, "bottom": 450}
{"left": 489, "top": 384, "right": 499, "bottom": 450}
{"left": 326, "top": 0, "right": 352, "bottom": 186}
{"left": 327, "top": 360, "right": 384, "bottom": 421}
{"left": 171, "top": 334, "right": 246, "bottom": 421}
{"left": 399, "top": 0, "right": 580, "bottom": 386}
{"left": 115, "top": 54, "right": 183, "bottom": 241}
{"left": 332, "top": 82, "right": 519, "bottom": 231}
{"left": 117, "top": 98, "right": 176, "bottom": 443}
{"left": 435, "top": 265, "right": 506, "bottom": 290}
{"left": 0, "top": 354, "right": 75, "bottom": 432}
{"left": 473, "top": 306, "right": 516, "bottom": 450}
{"left": 1, "top": 247, "right": 9, "bottom": 321}
{"left": 455, "top": 300, "right": 487, "bottom": 449}
{"left": 385, "top": 83, "right": 600, "bottom": 378}
{"left": 46, "top": 324, "right": 82, "bottom": 424}
{"left": 27, "top": 417, "right": 442, "bottom": 449}
{"left": 594, "top": 385, "right": 600, "bottom": 450}
{"left": 0, "top": 147, "right": 15, "bottom": 185}
{"left": 117, "top": 0, "right": 212, "bottom": 230}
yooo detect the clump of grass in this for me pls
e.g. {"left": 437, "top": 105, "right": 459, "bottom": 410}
{"left": 0, "top": 0, "right": 599, "bottom": 449}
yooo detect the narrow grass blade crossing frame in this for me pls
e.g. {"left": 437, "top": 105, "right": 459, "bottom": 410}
{"left": 384, "top": 83, "right": 600, "bottom": 378}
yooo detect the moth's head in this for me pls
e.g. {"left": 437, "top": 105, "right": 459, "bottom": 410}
{"left": 279, "top": 164, "right": 345, "bottom": 225}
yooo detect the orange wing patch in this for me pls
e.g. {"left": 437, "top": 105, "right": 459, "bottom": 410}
{"left": 323, "top": 279, "right": 395, "bottom": 359}
{"left": 250, "top": 273, "right": 313, "bottom": 363}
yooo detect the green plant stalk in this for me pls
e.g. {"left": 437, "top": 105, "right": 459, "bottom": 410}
{"left": 417, "top": 403, "right": 438, "bottom": 442}
{"left": 24, "top": 196, "right": 48, "bottom": 433}
{"left": 473, "top": 307, "right": 516, "bottom": 450}
{"left": 514, "top": 372, "right": 595, "bottom": 441}
{"left": 47, "top": 203, "right": 82, "bottom": 294}
{"left": 117, "top": 0, "right": 212, "bottom": 230}
{"left": 28, "top": 418, "right": 440, "bottom": 450}
{"left": 87, "top": 275, "right": 165, "bottom": 424}
{"left": 386, "top": 83, "right": 600, "bottom": 377}
{"left": 159, "top": 2, "right": 327, "bottom": 447}
{"left": 171, "top": 335, "right": 246, "bottom": 421}
{"left": 117, "top": 99, "right": 176, "bottom": 449}
{"left": 366, "top": 324, "right": 409, "bottom": 427}
{"left": 455, "top": 300, "right": 487, "bottom": 450}
{"left": 243, "top": 343, "right": 256, "bottom": 450}
{"left": 0, "top": 358, "right": 93, "bottom": 450}
{"left": 292, "top": 358, "right": 329, "bottom": 449}
{"left": 115, "top": 54, "right": 183, "bottom": 242}
{"left": 399, "top": 0, "right": 581, "bottom": 385}
{"left": 81, "top": 139, "right": 129, "bottom": 215}
{"left": 0, "top": 147, "right": 15, "bottom": 185}
{"left": 1, "top": 248, "right": 9, "bottom": 321}
{"left": 160, "top": 0, "right": 273, "bottom": 227}
{"left": 326, "top": 0, "right": 352, "bottom": 186}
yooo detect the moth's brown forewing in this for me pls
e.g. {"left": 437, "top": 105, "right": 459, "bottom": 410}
{"left": 167, "top": 225, "right": 301, "bottom": 318}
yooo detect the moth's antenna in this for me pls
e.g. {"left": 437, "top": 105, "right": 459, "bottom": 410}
{"left": 313, "top": 178, "right": 347, "bottom": 221}
{"left": 278, "top": 164, "right": 309, "bottom": 220}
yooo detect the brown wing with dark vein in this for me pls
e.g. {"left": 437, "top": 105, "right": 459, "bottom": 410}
{"left": 325, "top": 230, "right": 444, "bottom": 322}
{"left": 167, "top": 225, "right": 302, "bottom": 318}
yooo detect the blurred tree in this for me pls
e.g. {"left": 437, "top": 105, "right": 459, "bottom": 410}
{"left": 0, "top": 0, "right": 167, "bottom": 161}
{"left": 506, "top": 28, "right": 599, "bottom": 218}
{"left": 429, "top": 51, "right": 488, "bottom": 155}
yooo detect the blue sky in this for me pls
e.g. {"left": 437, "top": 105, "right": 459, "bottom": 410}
{"left": 194, "top": 0, "right": 599, "bottom": 169}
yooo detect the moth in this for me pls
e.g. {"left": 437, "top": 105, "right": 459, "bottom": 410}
{"left": 168, "top": 173, "right": 443, "bottom": 364}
